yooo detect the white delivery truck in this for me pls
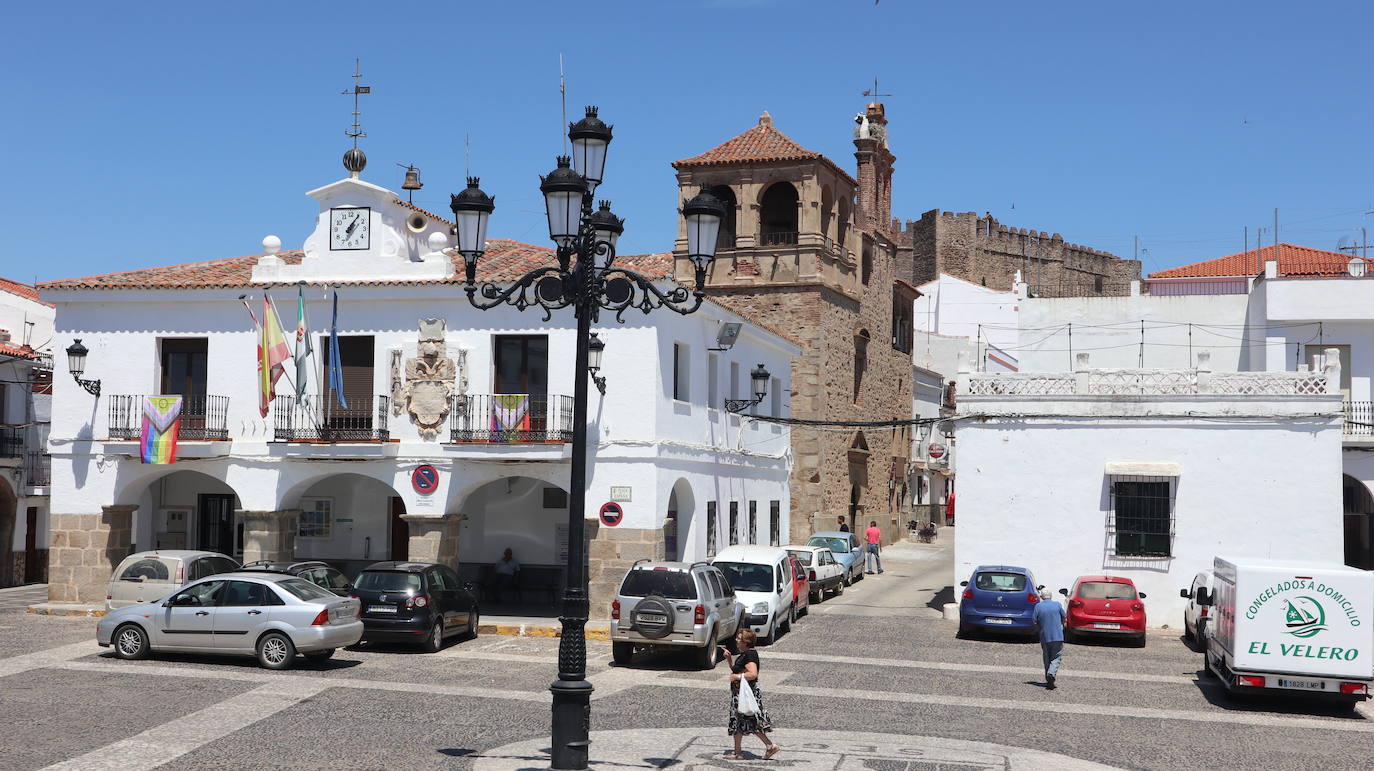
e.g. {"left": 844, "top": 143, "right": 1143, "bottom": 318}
{"left": 1201, "top": 557, "right": 1373, "bottom": 701}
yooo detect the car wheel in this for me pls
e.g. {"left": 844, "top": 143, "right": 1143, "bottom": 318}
{"left": 1064, "top": 628, "right": 1076, "bottom": 644}
{"left": 463, "top": 611, "right": 480, "bottom": 641}
{"left": 256, "top": 632, "right": 296, "bottom": 670}
{"left": 809, "top": 590, "right": 820, "bottom": 604}
{"left": 422, "top": 621, "right": 445, "bottom": 653}
{"left": 956, "top": 623, "right": 971, "bottom": 640}
{"left": 113, "top": 623, "right": 150, "bottom": 660}
{"left": 629, "top": 595, "right": 675, "bottom": 640}
{"left": 786, "top": 605, "right": 796, "bottom": 631}
{"left": 1134, "top": 633, "right": 1148, "bottom": 648}
{"left": 696, "top": 630, "right": 717, "bottom": 670}
{"left": 1183, "top": 622, "right": 1194, "bottom": 642}
{"left": 834, "top": 580, "right": 844, "bottom": 597}
{"left": 612, "top": 641, "right": 634, "bottom": 665}
{"left": 304, "top": 648, "right": 335, "bottom": 662}
{"left": 842, "top": 572, "right": 852, "bottom": 587}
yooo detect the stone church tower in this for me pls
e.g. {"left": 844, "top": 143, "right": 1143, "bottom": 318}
{"left": 672, "top": 106, "right": 920, "bottom": 544}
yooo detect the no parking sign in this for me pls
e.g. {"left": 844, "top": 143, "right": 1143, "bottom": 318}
{"left": 411, "top": 464, "right": 440, "bottom": 495}
{"left": 599, "top": 502, "right": 624, "bottom": 527}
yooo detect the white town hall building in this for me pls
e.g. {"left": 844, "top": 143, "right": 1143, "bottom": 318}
{"left": 37, "top": 169, "right": 797, "bottom": 616}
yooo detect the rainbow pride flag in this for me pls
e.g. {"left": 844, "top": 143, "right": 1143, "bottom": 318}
{"left": 491, "top": 394, "right": 530, "bottom": 439}
{"left": 141, "top": 395, "right": 183, "bottom": 464}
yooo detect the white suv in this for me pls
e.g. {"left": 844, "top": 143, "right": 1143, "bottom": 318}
{"left": 712, "top": 545, "right": 796, "bottom": 644}
{"left": 611, "top": 561, "right": 742, "bottom": 669}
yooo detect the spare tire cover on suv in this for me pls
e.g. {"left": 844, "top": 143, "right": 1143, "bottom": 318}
{"left": 631, "top": 595, "right": 675, "bottom": 639}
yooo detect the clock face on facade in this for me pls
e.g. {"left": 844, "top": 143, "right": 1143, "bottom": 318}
{"left": 329, "top": 207, "right": 371, "bottom": 250}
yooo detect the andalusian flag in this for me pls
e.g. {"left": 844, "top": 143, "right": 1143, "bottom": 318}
{"left": 327, "top": 290, "right": 348, "bottom": 408}
{"left": 293, "top": 287, "right": 313, "bottom": 398}
{"left": 141, "top": 396, "right": 183, "bottom": 464}
{"left": 258, "top": 293, "right": 291, "bottom": 417}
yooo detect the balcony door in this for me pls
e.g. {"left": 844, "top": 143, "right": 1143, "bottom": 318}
{"left": 322, "top": 335, "right": 376, "bottom": 430}
{"left": 494, "top": 336, "right": 548, "bottom": 433}
{"left": 161, "top": 339, "right": 207, "bottom": 434}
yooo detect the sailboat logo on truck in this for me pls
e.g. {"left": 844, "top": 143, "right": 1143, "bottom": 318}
{"left": 1283, "top": 596, "right": 1328, "bottom": 639}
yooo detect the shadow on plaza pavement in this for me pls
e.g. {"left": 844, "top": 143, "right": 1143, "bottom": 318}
{"left": 96, "top": 649, "right": 363, "bottom": 671}
{"left": 1190, "top": 671, "right": 1372, "bottom": 720}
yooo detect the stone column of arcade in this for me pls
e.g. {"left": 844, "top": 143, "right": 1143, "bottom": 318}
{"left": 239, "top": 509, "right": 301, "bottom": 563}
{"left": 47, "top": 504, "right": 136, "bottom": 604}
{"left": 401, "top": 513, "right": 460, "bottom": 565}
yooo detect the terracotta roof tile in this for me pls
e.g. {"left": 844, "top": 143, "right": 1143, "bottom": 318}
{"left": 0, "top": 276, "right": 51, "bottom": 307}
{"left": 673, "top": 120, "right": 822, "bottom": 168}
{"left": 393, "top": 198, "right": 454, "bottom": 227}
{"left": 1149, "top": 243, "right": 1373, "bottom": 279}
{"left": 0, "top": 342, "right": 40, "bottom": 360}
{"left": 34, "top": 242, "right": 797, "bottom": 345}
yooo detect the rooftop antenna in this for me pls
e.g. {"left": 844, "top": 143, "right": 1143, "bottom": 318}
{"left": 341, "top": 59, "right": 371, "bottom": 178}
{"left": 559, "top": 54, "right": 568, "bottom": 154}
{"left": 861, "top": 77, "right": 891, "bottom": 102}
{"left": 465, "top": 132, "right": 471, "bottom": 177}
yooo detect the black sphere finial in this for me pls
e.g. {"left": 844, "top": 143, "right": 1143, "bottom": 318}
{"left": 343, "top": 147, "right": 367, "bottom": 174}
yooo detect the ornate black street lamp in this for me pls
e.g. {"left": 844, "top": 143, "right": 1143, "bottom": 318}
{"left": 723, "top": 363, "right": 770, "bottom": 413}
{"left": 65, "top": 339, "right": 101, "bottom": 397}
{"left": 451, "top": 106, "right": 725, "bottom": 771}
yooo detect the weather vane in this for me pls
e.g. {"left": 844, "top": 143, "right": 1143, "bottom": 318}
{"left": 342, "top": 59, "right": 371, "bottom": 148}
{"left": 861, "top": 77, "right": 891, "bottom": 101}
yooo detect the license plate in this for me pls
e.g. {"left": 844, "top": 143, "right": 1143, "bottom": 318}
{"left": 1093, "top": 623, "right": 1121, "bottom": 629}
{"left": 639, "top": 613, "right": 667, "bottom": 623}
{"left": 1278, "top": 679, "right": 1325, "bottom": 690}
{"left": 985, "top": 618, "right": 1014, "bottom": 625}
{"left": 368, "top": 605, "right": 397, "bottom": 613}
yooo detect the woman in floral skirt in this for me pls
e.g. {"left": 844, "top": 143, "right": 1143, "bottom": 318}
{"left": 722, "top": 628, "right": 781, "bottom": 760}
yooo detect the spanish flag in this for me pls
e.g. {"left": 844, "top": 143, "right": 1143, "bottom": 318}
{"left": 259, "top": 293, "right": 292, "bottom": 417}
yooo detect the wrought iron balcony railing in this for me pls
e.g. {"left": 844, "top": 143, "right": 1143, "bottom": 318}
{"left": 759, "top": 231, "right": 799, "bottom": 246}
{"left": 25, "top": 452, "right": 50, "bottom": 487}
{"left": 108, "top": 395, "right": 231, "bottom": 440}
{"left": 1345, "top": 401, "right": 1373, "bottom": 438}
{"left": 0, "top": 425, "right": 20, "bottom": 458}
{"left": 449, "top": 394, "right": 574, "bottom": 443}
{"left": 274, "top": 395, "right": 389, "bottom": 442}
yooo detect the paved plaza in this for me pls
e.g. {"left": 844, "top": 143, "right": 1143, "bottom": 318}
{"left": 3, "top": 542, "right": 1372, "bottom": 770}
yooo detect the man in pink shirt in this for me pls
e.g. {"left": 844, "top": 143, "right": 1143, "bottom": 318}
{"left": 863, "top": 521, "right": 883, "bottom": 574}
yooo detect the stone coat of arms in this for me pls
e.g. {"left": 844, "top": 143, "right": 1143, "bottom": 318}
{"left": 403, "top": 318, "right": 462, "bottom": 440}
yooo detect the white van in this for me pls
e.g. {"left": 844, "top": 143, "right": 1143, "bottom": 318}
{"left": 712, "top": 545, "right": 795, "bottom": 644}
{"left": 1201, "top": 557, "right": 1373, "bottom": 702}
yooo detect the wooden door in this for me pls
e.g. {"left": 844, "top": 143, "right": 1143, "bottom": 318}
{"left": 161, "top": 338, "right": 208, "bottom": 433}
{"left": 390, "top": 497, "right": 409, "bottom": 560}
{"left": 24, "top": 506, "right": 39, "bottom": 582}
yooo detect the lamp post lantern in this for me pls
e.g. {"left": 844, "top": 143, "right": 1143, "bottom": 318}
{"left": 724, "top": 363, "right": 771, "bottom": 414}
{"left": 451, "top": 108, "right": 723, "bottom": 771}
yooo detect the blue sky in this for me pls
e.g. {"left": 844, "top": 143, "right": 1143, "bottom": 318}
{"left": 4, "top": 1, "right": 1371, "bottom": 284}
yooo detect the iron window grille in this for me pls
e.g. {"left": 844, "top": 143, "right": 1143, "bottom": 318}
{"left": 769, "top": 501, "right": 781, "bottom": 547}
{"left": 1107, "top": 475, "right": 1176, "bottom": 558}
{"left": 706, "top": 502, "right": 717, "bottom": 558}
{"left": 748, "top": 501, "right": 758, "bottom": 545}
{"left": 728, "top": 502, "right": 739, "bottom": 546}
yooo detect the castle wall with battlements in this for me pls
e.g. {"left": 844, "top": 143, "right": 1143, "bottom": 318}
{"left": 897, "top": 210, "right": 1140, "bottom": 297}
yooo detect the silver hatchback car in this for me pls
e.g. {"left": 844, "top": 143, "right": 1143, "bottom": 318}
{"left": 96, "top": 572, "right": 362, "bottom": 669}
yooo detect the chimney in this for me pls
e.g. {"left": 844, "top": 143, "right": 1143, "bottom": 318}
{"left": 853, "top": 103, "right": 895, "bottom": 232}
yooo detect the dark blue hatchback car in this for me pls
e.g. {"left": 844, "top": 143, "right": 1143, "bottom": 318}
{"left": 958, "top": 565, "right": 1045, "bottom": 637}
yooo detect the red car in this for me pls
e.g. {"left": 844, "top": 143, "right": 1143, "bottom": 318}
{"left": 1058, "top": 575, "right": 1147, "bottom": 646}
{"left": 788, "top": 555, "right": 810, "bottom": 619}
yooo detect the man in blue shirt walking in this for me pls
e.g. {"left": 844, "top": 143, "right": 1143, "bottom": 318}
{"left": 1032, "top": 588, "right": 1066, "bottom": 690}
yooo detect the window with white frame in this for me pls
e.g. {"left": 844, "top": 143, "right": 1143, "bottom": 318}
{"left": 708, "top": 353, "right": 719, "bottom": 409}
{"left": 299, "top": 498, "right": 333, "bottom": 539}
{"left": 672, "top": 342, "right": 690, "bottom": 401}
{"left": 1107, "top": 476, "right": 1175, "bottom": 557}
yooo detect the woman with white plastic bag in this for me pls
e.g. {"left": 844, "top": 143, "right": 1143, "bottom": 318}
{"left": 721, "top": 628, "right": 781, "bottom": 760}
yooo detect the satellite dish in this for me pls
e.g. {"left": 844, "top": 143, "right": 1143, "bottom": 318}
{"left": 1347, "top": 257, "right": 1368, "bottom": 278}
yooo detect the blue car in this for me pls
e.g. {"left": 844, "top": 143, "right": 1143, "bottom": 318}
{"left": 958, "top": 565, "right": 1045, "bottom": 637}
{"left": 806, "top": 531, "right": 865, "bottom": 585}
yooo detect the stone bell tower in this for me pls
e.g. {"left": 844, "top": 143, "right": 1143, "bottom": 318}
{"left": 669, "top": 107, "right": 919, "bottom": 545}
